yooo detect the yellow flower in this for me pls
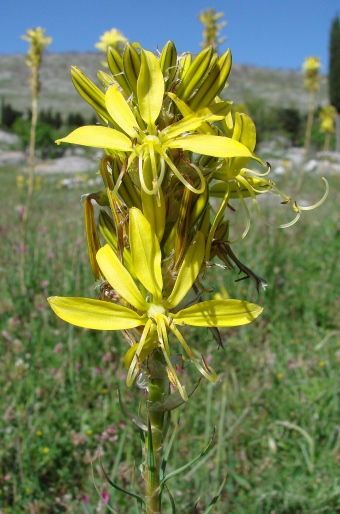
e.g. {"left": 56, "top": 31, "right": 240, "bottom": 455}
{"left": 95, "top": 28, "right": 128, "bottom": 53}
{"left": 209, "top": 111, "right": 329, "bottom": 236}
{"left": 56, "top": 47, "right": 257, "bottom": 197}
{"left": 303, "top": 56, "right": 321, "bottom": 91}
{"left": 319, "top": 105, "right": 336, "bottom": 134}
{"left": 36, "top": 430, "right": 42, "bottom": 437}
{"left": 49, "top": 209, "right": 262, "bottom": 400}
{"left": 42, "top": 447, "right": 49, "bottom": 454}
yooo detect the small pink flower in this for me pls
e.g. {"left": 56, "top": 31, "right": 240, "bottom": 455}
{"left": 103, "top": 352, "right": 110, "bottom": 362}
{"left": 95, "top": 367, "right": 102, "bottom": 374}
{"left": 48, "top": 252, "right": 55, "bottom": 259}
{"left": 102, "top": 491, "right": 110, "bottom": 503}
{"left": 288, "top": 359, "right": 296, "bottom": 369}
{"left": 51, "top": 368, "right": 57, "bottom": 375}
{"left": 41, "top": 280, "right": 50, "bottom": 289}
{"left": 82, "top": 494, "right": 90, "bottom": 504}
{"left": 4, "top": 474, "right": 11, "bottom": 482}
{"left": 1, "top": 330, "right": 12, "bottom": 342}
{"left": 53, "top": 342, "right": 64, "bottom": 354}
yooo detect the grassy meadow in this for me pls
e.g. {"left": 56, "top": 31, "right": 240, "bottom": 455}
{"left": 0, "top": 161, "right": 340, "bottom": 513}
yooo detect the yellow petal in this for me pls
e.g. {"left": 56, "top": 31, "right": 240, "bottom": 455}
{"left": 137, "top": 49, "right": 164, "bottom": 132}
{"left": 96, "top": 245, "right": 148, "bottom": 311}
{"left": 163, "top": 232, "right": 205, "bottom": 310}
{"left": 48, "top": 297, "right": 147, "bottom": 330}
{"left": 105, "top": 84, "right": 139, "bottom": 138}
{"left": 172, "top": 299, "right": 263, "bottom": 327}
{"left": 166, "top": 134, "right": 253, "bottom": 159}
{"left": 123, "top": 326, "right": 159, "bottom": 368}
{"left": 129, "top": 208, "right": 163, "bottom": 301}
{"left": 56, "top": 126, "right": 132, "bottom": 152}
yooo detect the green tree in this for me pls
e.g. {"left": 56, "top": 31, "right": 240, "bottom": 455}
{"left": 329, "top": 15, "right": 340, "bottom": 151}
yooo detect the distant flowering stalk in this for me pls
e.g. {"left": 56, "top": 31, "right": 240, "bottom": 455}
{"left": 198, "top": 8, "right": 227, "bottom": 53}
{"left": 95, "top": 28, "right": 128, "bottom": 66}
{"left": 48, "top": 41, "right": 327, "bottom": 513}
{"left": 302, "top": 56, "right": 321, "bottom": 158}
{"left": 319, "top": 105, "right": 336, "bottom": 153}
{"left": 19, "top": 27, "right": 51, "bottom": 294}
{"left": 21, "top": 27, "right": 52, "bottom": 203}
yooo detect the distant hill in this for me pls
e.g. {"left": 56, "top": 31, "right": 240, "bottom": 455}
{"left": 0, "top": 52, "right": 329, "bottom": 119}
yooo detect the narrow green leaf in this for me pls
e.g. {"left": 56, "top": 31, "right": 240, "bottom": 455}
{"left": 149, "top": 381, "right": 200, "bottom": 413}
{"left": 56, "top": 126, "right": 132, "bottom": 152}
{"left": 161, "top": 429, "right": 215, "bottom": 486}
{"left": 91, "top": 465, "right": 120, "bottom": 514}
{"left": 164, "top": 484, "right": 177, "bottom": 513}
{"left": 117, "top": 387, "right": 148, "bottom": 432}
{"left": 129, "top": 208, "right": 163, "bottom": 301}
{"left": 99, "top": 458, "right": 146, "bottom": 506}
{"left": 96, "top": 244, "right": 148, "bottom": 311}
{"left": 164, "top": 233, "right": 205, "bottom": 309}
{"left": 160, "top": 419, "right": 180, "bottom": 481}
{"left": 203, "top": 476, "right": 227, "bottom": 514}
{"left": 137, "top": 49, "right": 164, "bottom": 131}
{"left": 173, "top": 299, "right": 263, "bottom": 327}
{"left": 147, "top": 417, "right": 156, "bottom": 487}
{"left": 48, "top": 296, "right": 146, "bottom": 330}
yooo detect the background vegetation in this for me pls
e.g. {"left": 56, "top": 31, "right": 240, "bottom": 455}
{"left": 0, "top": 158, "right": 339, "bottom": 512}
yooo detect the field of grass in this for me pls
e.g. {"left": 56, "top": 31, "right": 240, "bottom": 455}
{"left": 0, "top": 161, "right": 340, "bottom": 513}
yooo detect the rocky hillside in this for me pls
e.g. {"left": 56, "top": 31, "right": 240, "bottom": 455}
{"left": 0, "top": 52, "right": 329, "bottom": 118}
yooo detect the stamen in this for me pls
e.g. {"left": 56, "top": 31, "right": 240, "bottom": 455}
{"left": 243, "top": 162, "right": 272, "bottom": 178}
{"left": 159, "top": 148, "right": 205, "bottom": 194}
{"left": 297, "top": 177, "right": 329, "bottom": 211}
{"left": 169, "top": 323, "right": 217, "bottom": 382}
{"left": 228, "top": 183, "right": 251, "bottom": 244}
{"left": 237, "top": 174, "right": 301, "bottom": 230}
{"left": 126, "top": 319, "right": 153, "bottom": 387}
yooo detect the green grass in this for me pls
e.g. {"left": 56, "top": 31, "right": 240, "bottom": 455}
{"left": 0, "top": 164, "right": 339, "bottom": 513}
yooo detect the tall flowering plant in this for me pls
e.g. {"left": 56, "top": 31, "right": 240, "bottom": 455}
{"left": 48, "top": 41, "right": 327, "bottom": 513}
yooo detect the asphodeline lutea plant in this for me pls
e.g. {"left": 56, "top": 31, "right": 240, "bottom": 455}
{"left": 49, "top": 208, "right": 262, "bottom": 401}
{"left": 48, "top": 40, "right": 328, "bottom": 513}
{"left": 95, "top": 28, "right": 128, "bottom": 67}
{"left": 302, "top": 56, "right": 321, "bottom": 160}
{"left": 319, "top": 105, "right": 337, "bottom": 154}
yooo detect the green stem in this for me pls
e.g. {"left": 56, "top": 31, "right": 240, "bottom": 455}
{"left": 304, "top": 90, "right": 315, "bottom": 156}
{"left": 143, "top": 369, "right": 169, "bottom": 514}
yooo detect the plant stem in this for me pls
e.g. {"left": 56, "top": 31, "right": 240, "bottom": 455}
{"left": 143, "top": 366, "right": 169, "bottom": 514}
{"left": 304, "top": 89, "right": 315, "bottom": 159}
{"left": 19, "top": 63, "right": 39, "bottom": 295}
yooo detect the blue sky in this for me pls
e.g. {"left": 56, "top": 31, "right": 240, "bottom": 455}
{"left": 1, "top": 0, "right": 338, "bottom": 71}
